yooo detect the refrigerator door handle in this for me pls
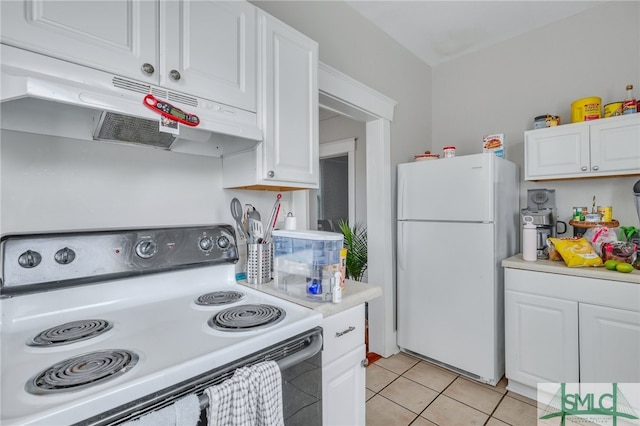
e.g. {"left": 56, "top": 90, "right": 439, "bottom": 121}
{"left": 397, "top": 174, "right": 405, "bottom": 219}
{"left": 397, "top": 222, "right": 405, "bottom": 271}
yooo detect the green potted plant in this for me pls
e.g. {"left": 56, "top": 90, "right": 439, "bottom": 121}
{"left": 338, "top": 220, "right": 368, "bottom": 282}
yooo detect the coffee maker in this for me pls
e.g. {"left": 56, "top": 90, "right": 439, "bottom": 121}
{"left": 521, "top": 189, "right": 566, "bottom": 259}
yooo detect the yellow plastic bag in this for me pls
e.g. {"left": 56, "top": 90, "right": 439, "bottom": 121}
{"left": 548, "top": 237, "right": 603, "bottom": 267}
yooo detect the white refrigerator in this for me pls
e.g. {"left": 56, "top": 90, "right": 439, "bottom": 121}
{"left": 396, "top": 153, "right": 519, "bottom": 385}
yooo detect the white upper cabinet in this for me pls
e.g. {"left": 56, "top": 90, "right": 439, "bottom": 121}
{"left": 160, "top": 1, "right": 256, "bottom": 112}
{"left": 1, "top": 1, "right": 157, "bottom": 79}
{"left": 1, "top": 0, "right": 256, "bottom": 112}
{"left": 222, "top": 10, "right": 319, "bottom": 190}
{"left": 525, "top": 114, "right": 640, "bottom": 181}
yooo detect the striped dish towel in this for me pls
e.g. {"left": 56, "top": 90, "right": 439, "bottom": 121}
{"left": 205, "top": 360, "right": 284, "bottom": 426}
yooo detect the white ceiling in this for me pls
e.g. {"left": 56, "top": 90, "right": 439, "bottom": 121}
{"left": 345, "top": 1, "right": 608, "bottom": 67}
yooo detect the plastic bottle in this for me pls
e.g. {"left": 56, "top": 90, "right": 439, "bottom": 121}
{"left": 522, "top": 216, "right": 537, "bottom": 262}
{"left": 339, "top": 248, "right": 347, "bottom": 290}
{"left": 332, "top": 272, "right": 342, "bottom": 303}
{"left": 623, "top": 84, "right": 637, "bottom": 115}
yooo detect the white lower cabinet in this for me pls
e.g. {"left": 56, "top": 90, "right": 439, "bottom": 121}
{"left": 505, "top": 291, "right": 579, "bottom": 394}
{"left": 579, "top": 303, "right": 640, "bottom": 383}
{"left": 322, "top": 304, "right": 366, "bottom": 426}
{"left": 323, "top": 344, "right": 366, "bottom": 426}
{"left": 504, "top": 268, "right": 640, "bottom": 400}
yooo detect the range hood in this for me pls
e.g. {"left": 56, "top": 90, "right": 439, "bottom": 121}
{"left": 0, "top": 45, "right": 262, "bottom": 157}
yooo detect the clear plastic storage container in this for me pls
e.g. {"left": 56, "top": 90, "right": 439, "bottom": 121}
{"left": 272, "top": 230, "right": 344, "bottom": 301}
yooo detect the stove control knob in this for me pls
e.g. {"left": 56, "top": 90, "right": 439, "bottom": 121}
{"left": 135, "top": 240, "right": 158, "bottom": 259}
{"left": 54, "top": 247, "right": 76, "bottom": 265}
{"left": 18, "top": 250, "right": 42, "bottom": 268}
{"left": 217, "top": 236, "right": 230, "bottom": 250}
{"left": 199, "top": 236, "right": 214, "bottom": 252}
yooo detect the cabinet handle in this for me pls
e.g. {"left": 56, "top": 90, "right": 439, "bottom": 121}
{"left": 141, "top": 63, "right": 155, "bottom": 76}
{"left": 361, "top": 358, "right": 369, "bottom": 368}
{"left": 267, "top": 170, "right": 275, "bottom": 178}
{"left": 592, "top": 165, "right": 599, "bottom": 171}
{"left": 169, "top": 69, "right": 181, "bottom": 81}
{"left": 335, "top": 326, "right": 355, "bottom": 338}
{"left": 581, "top": 166, "right": 588, "bottom": 171}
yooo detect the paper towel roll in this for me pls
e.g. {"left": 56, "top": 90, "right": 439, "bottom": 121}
{"left": 284, "top": 213, "right": 296, "bottom": 230}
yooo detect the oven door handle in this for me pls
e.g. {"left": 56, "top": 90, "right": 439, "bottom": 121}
{"left": 197, "top": 333, "right": 323, "bottom": 410}
{"left": 276, "top": 332, "right": 323, "bottom": 371}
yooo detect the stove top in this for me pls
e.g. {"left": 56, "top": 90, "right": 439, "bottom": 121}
{"left": 0, "top": 225, "right": 322, "bottom": 425}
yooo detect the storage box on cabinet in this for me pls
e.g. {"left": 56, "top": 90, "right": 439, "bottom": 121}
{"left": 524, "top": 114, "right": 640, "bottom": 181}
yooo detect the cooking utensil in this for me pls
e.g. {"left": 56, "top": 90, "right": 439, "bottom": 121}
{"left": 249, "top": 208, "right": 261, "bottom": 244}
{"left": 263, "top": 194, "right": 282, "bottom": 243}
{"left": 230, "top": 198, "right": 246, "bottom": 239}
{"left": 249, "top": 218, "right": 264, "bottom": 243}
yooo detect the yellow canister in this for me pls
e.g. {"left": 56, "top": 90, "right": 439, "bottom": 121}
{"left": 571, "top": 97, "right": 601, "bottom": 122}
{"left": 597, "top": 205, "right": 613, "bottom": 222}
{"left": 604, "top": 102, "right": 623, "bottom": 118}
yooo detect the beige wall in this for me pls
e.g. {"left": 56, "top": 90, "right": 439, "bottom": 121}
{"left": 432, "top": 1, "right": 640, "bottom": 228}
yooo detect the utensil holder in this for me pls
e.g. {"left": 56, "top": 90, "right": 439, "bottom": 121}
{"left": 247, "top": 243, "right": 272, "bottom": 284}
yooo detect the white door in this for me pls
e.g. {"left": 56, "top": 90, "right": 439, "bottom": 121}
{"left": 505, "top": 291, "right": 579, "bottom": 386}
{"left": 524, "top": 125, "right": 590, "bottom": 179}
{"left": 323, "top": 344, "right": 366, "bottom": 426}
{"left": 579, "top": 303, "right": 640, "bottom": 383}
{"left": 590, "top": 116, "right": 640, "bottom": 174}
{"left": 259, "top": 11, "right": 318, "bottom": 185}
{"left": 397, "top": 220, "right": 500, "bottom": 382}
{"left": 397, "top": 154, "right": 495, "bottom": 222}
{"left": 161, "top": 0, "right": 257, "bottom": 111}
{"left": 0, "top": 0, "right": 157, "bottom": 83}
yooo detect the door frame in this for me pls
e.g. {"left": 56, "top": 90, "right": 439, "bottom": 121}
{"left": 317, "top": 62, "right": 397, "bottom": 357}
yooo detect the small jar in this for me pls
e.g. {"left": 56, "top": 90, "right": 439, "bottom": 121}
{"left": 443, "top": 146, "right": 456, "bottom": 158}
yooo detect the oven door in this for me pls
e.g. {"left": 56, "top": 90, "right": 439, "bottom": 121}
{"left": 77, "top": 327, "right": 323, "bottom": 426}
{"left": 281, "top": 335, "right": 323, "bottom": 425}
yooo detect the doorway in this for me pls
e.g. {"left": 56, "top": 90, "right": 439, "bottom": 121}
{"left": 316, "top": 63, "right": 397, "bottom": 357}
{"left": 318, "top": 154, "right": 348, "bottom": 232}
{"left": 310, "top": 137, "right": 357, "bottom": 233}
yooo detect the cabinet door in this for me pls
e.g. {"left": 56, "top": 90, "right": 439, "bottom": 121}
{"left": 323, "top": 344, "right": 366, "bottom": 426}
{"left": 505, "top": 291, "right": 579, "bottom": 387}
{"left": 259, "top": 11, "right": 319, "bottom": 186}
{"left": 524, "top": 125, "right": 590, "bottom": 180}
{"left": 589, "top": 115, "right": 640, "bottom": 176}
{"left": 161, "top": 0, "right": 256, "bottom": 111}
{"left": 579, "top": 303, "right": 640, "bottom": 383}
{"left": 0, "top": 0, "right": 157, "bottom": 83}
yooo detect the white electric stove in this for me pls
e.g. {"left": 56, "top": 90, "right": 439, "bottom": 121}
{"left": 0, "top": 225, "right": 323, "bottom": 425}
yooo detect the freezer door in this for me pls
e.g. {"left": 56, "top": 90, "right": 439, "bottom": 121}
{"left": 396, "top": 220, "right": 503, "bottom": 384}
{"left": 398, "top": 153, "right": 495, "bottom": 222}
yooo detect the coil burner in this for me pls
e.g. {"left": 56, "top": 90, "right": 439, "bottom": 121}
{"left": 195, "top": 291, "right": 245, "bottom": 306}
{"left": 208, "top": 304, "right": 285, "bottom": 331}
{"left": 26, "top": 349, "right": 139, "bottom": 395}
{"left": 27, "top": 319, "right": 114, "bottom": 347}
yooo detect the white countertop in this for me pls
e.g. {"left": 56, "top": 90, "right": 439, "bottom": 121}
{"left": 502, "top": 254, "right": 640, "bottom": 284}
{"left": 238, "top": 278, "right": 382, "bottom": 317}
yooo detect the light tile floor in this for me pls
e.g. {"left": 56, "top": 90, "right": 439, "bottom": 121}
{"left": 365, "top": 352, "right": 543, "bottom": 426}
